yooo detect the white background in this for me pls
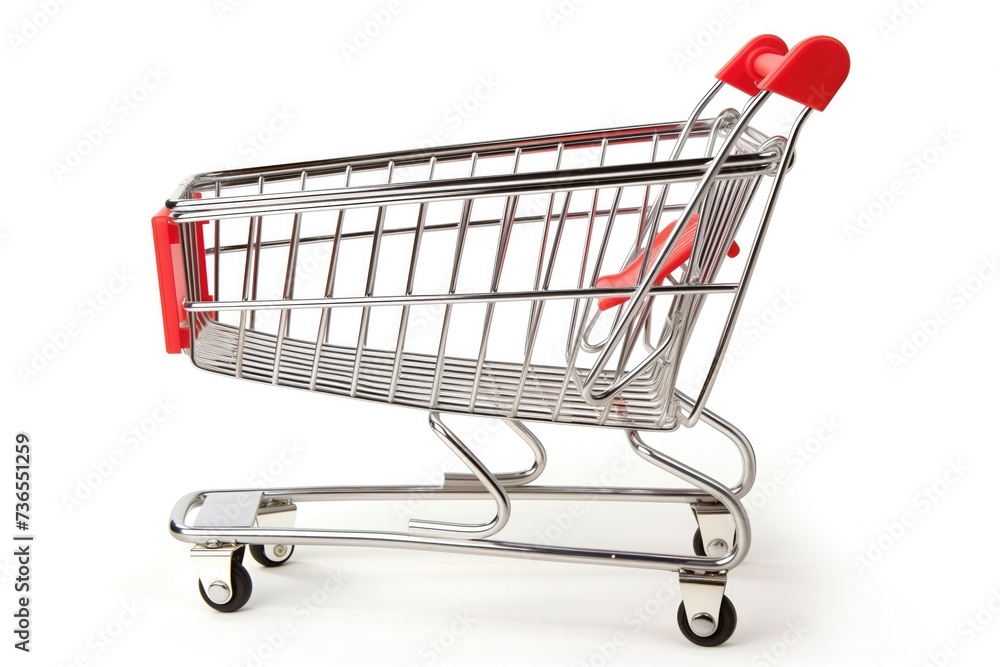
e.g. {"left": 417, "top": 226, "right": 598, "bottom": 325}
{"left": 3, "top": 1, "right": 999, "bottom": 665}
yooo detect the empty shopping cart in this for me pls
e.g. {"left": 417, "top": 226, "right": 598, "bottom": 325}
{"left": 153, "top": 35, "right": 849, "bottom": 645}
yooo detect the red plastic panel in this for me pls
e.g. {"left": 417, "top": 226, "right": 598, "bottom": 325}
{"left": 596, "top": 214, "right": 739, "bottom": 311}
{"left": 151, "top": 208, "right": 210, "bottom": 353}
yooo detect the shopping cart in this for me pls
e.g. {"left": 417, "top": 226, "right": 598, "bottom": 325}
{"left": 154, "top": 35, "right": 848, "bottom": 645}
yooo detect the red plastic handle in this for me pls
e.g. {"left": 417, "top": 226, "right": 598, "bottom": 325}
{"left": 753, "top": 36, "right": 850, "bottom": 111}
{"left": 595, "top": 214, "right": 739, "bottom": 311}
{"left": 152, "top": 207, "right": 211, "bottom": 353}
{"left": 716, "top": 34, "right": 788, "bottom": 96}
{"left": 718, "top": 35, "right": 850, "bottom": 110}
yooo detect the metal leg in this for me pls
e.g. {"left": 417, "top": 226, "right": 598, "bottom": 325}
{"left": 627, "top": 431, "right": 750, "bottom": 570}
{"left": 443, "top": 419, "right": 547, "bottom": 488}
{"left": 408, "top": 412, "right": 512, "bottom": 540}
{"left": 625, "top": 428, "right": 745, "bottom": 645}
{"left": 675, "top": 389, "right": 756, "bottom": 498}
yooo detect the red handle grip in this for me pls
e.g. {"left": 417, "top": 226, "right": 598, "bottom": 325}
{"left": 718, "top": 35, "right": 850, "bottom": 110}
{"left": 152, "top": 206, "right": 211, "bottom": 353}
{"left": 716, "top": 34, "right": 788, "bottom": 97}
{"left": 595, "top": 214, "right": 739, "bottom": 311}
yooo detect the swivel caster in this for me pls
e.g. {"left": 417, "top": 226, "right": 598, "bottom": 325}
{"left": 677, "top": 595, "right": 737, "bottom": 647}
{"left": 250, "top": 500, "right": 298, "bottom": 568}
{"left": 249, "top": 544, "right": 295, "bottom": 567}
{"left": 192, "top": 544, "right": 253, "bottom": 613}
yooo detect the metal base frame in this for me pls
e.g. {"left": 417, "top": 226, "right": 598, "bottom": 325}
{"left": 170, "top": 395, "right": 754, "bottom": 640}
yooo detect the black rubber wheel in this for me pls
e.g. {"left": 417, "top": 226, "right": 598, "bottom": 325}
{"left": 249, "top": 544, "right": 295, "bottom": 568}
{"left": 677, "top": 595, "right": 737, "bottom": 647}
{"left": 198, "top": 558, "right": 253, "bottom": 613}
{"left": 693, "top": 528, "right": 707, "bottom": 557}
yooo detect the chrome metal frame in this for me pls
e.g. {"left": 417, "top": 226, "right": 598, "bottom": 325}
{"left": 160, "top": 77, "right": 819, "bottom": 640}
{"left": 171, "top": 394, "right": 753, "bottom": 634}
{"left": 172, "top": 393, "right": 755, "bottom": 571}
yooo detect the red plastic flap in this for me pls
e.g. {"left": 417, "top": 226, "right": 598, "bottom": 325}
{"left": 716, "top": 35, "right": 788, "bottom": 96}
{"left": 755, "top": 36, "right": 850, "bottom": 111}
{"left": 152, "top": 208, "right": 210, "bottom": 353}
{"left": 596, "top": 214, "right": 739, "bottom": 311}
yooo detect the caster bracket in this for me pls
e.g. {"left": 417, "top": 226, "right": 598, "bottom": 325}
{"left": 191, "top": 543, "right": 242, "bottom": 605}
{"left": 253, "top": 500, "right": 298, "bottom": 565}
{"left": 678, "top": 571, "right": 727, "bottom": 637}
{"left": 692, "top": 504, "right": 737, "bottom": 558}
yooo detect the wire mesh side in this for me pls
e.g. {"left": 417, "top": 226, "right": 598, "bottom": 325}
{"left": 177, "top": 116, "right": 771, "bottom": 429}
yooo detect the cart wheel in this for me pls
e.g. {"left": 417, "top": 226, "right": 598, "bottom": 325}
{"left": 692, "top": 528, "right": 707, "bottom": 557}
{"left": 677, "top": 595, "right": 736, "bottom": 647}
{"left": 249, "top": 544, "right": 295, "bottom": 568}
{"left": 198, "top": 559, "right": 253, "bottom": 613}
